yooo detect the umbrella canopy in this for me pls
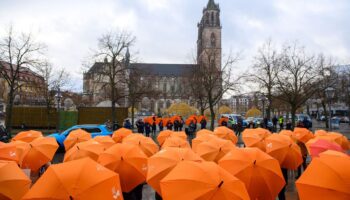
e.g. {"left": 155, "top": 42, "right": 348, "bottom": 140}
{"left": 196, "top": 129, "right": 213, "bottom": 137}
{"left": 296, "top": 150, "right": 350, "bottom": 200}
{"left": 157, "top": 130, "right": 173, "bottom": 146}
{"left": 197, "top": 115, "right": 207, "bottom": 122}
{"left": 64, "top": 129, "right": 91, "bottom": 151}
{"left": 194, "top": 137, "right": 235, "bottom": 163}
{"left": 111, "top": 128, "right": 132, "bottom": 143}
{"left": 0, "top": 161, "right": 31, "bottom": 200}
{"left": 21, "top": 137, "right": 58, "bottom": 172}
{"left": 155, "top": 117, "right": 162, "bottom": 125}
{"left": 98, "top": 143, "right": 148, "bottom": 192}
{"left": 314, "top": 130, "right": 328, "bottom": 136}
{"left": 162, "top": 118, "right": 171, "bottom": 126}
{"left": 171, "top": 131, "right": 187, "bottom": 140}
{"left": 122, "top": 134, "right": 159, "bottom": 157}
{"left": 327, "top": 132, "right": 349, "bottom": 150}
{"left": 218, "top": 147, "right": 286, "bottom": 200}
{"left": 293, "top": 127, "right": 314, "bottom": 143}
{"left": 162, "top": 137, "right": 191, "bottom": 149}
{"left": 218, "top": 117, "right": 229, "bottom": 125}
{"left": 192, "top": 133, "right": 216, "bottom": 152}
{"left": 279, "top": 130, "right": 297, "bottom": 142}
{"left": 160, "top": 161, "right": 250, "bottom": 200}
{"left": 170, "top": 115, "right": 181, "bottom": 123}
{"left": 242, "top": 128, "right": 267, "bottom": 151}
{"left": 10, "top": 141, "right": 29, "bottom": 166}
{"left": 93, "top": 136, "right": 116, "bottom": 150}
{"left": 64, "top": 140, "right": 105, "bottom": 162}
{"left": 0, "top": 142, "right": 18, "bottom": 163}
{"left": 12, "top": 130, "right": 43, "bottom": 143}
{"left": 147, "top": 147, "right": 203, "bottom": 196}
{"left": 265, "top": 134, "right": 303, "bottom": 170}
{"left": 22, "top": 158, "right": 123, "bottom": 200}
{"left": 185, "top": 117, "right": 196, "bottom": 126}
{"left": 306, "top": 139, "right": 344, "bottom": 158}
{"left": 214, "top": 126, "right": 237, "bottom": 144}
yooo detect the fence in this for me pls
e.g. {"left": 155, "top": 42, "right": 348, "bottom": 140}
{"left": 11, "top": 106, "right": 128, "bottom": 129}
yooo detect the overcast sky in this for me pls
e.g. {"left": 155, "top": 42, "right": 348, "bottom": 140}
{"left": 1, "top": 0, "right": 349, "bottom": 92}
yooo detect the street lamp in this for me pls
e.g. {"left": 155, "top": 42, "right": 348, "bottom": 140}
{"left": 55, "top": 87, "right": 62, "bottom": 132}
{"left": 325, "top": 87, "right": 335, "bottom": 131}
{"left": 259, "top": 95, "right": 267, "bottom": 118}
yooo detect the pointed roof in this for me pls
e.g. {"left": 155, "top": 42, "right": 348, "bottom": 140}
{"left": 207, "top": 0, "right": 219, "bottom": 10}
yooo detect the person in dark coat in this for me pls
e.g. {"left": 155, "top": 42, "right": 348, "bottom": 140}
{"left": 166, "top": 121, "right": 173, "bottom": 130}
{"left": 200, "top": 118, "right": 207, "bottom": 129}
{"left": 278, "top": 168, "right": 288, "bottom": 200}
{"left": 174, "top": 119, "right": 179, "bottom": 131}
{"left": 124, "top": 119, "right": 132, "bottom": 130}
{"left": 272, "top": 116, "right": 278, "bottom": 132}
{"left": 179, "top": 117, "right": 184, "bottom": 131}
{"left": 152, "top": 116, "right": 157, "bottom": 136}
{"left": 303, "top": 117, "right": 309, "bottom": 129}
{"left": 188, "top": 121, "right": 196, "bottom": 140}
{"left": 136, "top": 119, "right": 144, "bottom": 134}
{"left": 159, "top": 120, "right": 164, "bottom": 131}
{"left": 145, "top": 122, "right": 151, "bottom": 137}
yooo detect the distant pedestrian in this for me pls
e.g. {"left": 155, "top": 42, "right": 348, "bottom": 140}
{"left": 286, "top": 120, "right": 292, "bottom": 130}
{"left": 278, "top": 168, "right": 288, "bottom": 200}
{"left": 303, "top": 117, "right": 309, "bottom": 129}
{"left": 159, "top": 120, "right": 164, "bottom": 132}
{"left": 166, "top": 121, "right": 173, "bottom": 130}
{"left": 174, "top": 119, "right": 179, "bottom": 131}
{"left": 179, "top": 117, "right": 184, "bottom": 131}
{"left": 200, "top": 118, "right": 207, "bottom": 129}
{"left": 152, "top": 116, "right": 157, "bottom": 136}
{"left": 272, "top": 116, "right": 278, "bottom": 132}
{"left": 136, "top": 119, "right": 144, "bottom": 134}
{"left": 263, "top": 117, "right": 268, "bottom": 129}
{"left": 278, "top": 116, "right": 284, "bottom": 130}
{"left": 188, "top": 121, "right": 196, "bottom": 140}
{"left": 145, "top": 122, "right": 151, "bottom": 137}
{"left": 124, "top": 119, "right": 132, "bottom": 130}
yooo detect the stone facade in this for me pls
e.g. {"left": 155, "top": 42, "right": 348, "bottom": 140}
{"left": 83, "top": 0, "right": 222, "bottom": 114}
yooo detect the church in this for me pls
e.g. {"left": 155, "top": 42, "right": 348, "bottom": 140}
{"left": 83, "top": 0, "right": 222, "bottom": 114}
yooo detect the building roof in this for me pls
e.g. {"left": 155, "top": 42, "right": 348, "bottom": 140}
{"left": 206, "top": 0, "right": 220, "bottom": 10}
{"left": 131, "top": 63, "right": 197, "bottom": 77}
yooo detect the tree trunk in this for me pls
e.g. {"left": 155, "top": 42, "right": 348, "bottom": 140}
{"left": 111, "top": 86, "right": 116, "bottom": 124}
{"left": 209, "top": 102, "right": 215, "bottom": 131}
{"left": 321, "top": 102, "right": 328, "bottom": 128}
{"left": 5, "top": 87, "right": 15, "bottom": 136}
{"left": 291, "top": 105, "right": 297, "bottom": 130}
{"left": 131, "top": 101, "right": 135, "bottom": 130}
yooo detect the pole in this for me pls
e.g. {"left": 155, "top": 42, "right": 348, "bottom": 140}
{"left": 262, "top": 100, "right": 265, "bottom": 118}
{"left": 328, "top": 99, "right": 332, "bottom": 131}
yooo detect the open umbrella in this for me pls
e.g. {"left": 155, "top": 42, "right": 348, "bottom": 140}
{"left": 0, "top": 142, "right": 18, "bottom": 163}
{"left": 122, "top": 133, "right": 159, "bottom": 157}
{"left": 218, "top": 147, "right": 286, "bottom": 200}
{"left": 170, "top": 115, "right": 181, "bottom": 123}
{"left": 162, "top": 137, "right": 191, "bottom": 149}
{"left": 196, "top": 129, "right": 213, "bottom": 137}
{"left": 214, "top": 126, "right": 237, "bottom": 144}
{"left": 22, "top": 158, "right": 123, "bottom": 200}
{"left": 306, "top": 139, "right": 344, "bottom": 158}
{"left": 171, "top": 131, "right": 187, "bottom": 140}
{"left": 194, "top": 137, "right": 235, "bottom": 163}
{"left": 64, "top": 140, "right": 105, "bottom": 162}
{"left": 265, "top": 134, "right": 303, "bottom": 170}
{"left": 242, "top": 128, "right": 267, "bottom": 151}
{"left": 112, "top": 128, "right": 132, "bottom": 143}
{"left": 327, "top": 132, "right": 349, "bottom": 150}
{"left": 293, "top": 127, "right": 314, "bottom": 143}
{"left": 197, "top": 115, "right": 207, "bottom": 123}
{"left": 192, "top": 133, "right": 216, "bottom": 152}
{"left": 147, "top": 147, "right": 203, "bottom": 196}
{"left": 218, "top": 117, "right": 229, "bottom": 125}
{"left": 185, "top": 117, "right": 196, "bottom": 126}
{"left": 10, "top": 141, "right": 29, "bottom": 166}
{"left": 157, "top": 130, "right": 173, "bottom": 146}
{"left": 64, "top": 129, "right": 91, "bottom": 151}
{"left": 314, "top": 129, "right": 328, "bottom": 136}
{"left": 12, "top": 130, "right": 43, "bottom": 143}
{"left": 296, "top": 150, "right": 350, "bottom": 200}
{"left": 93, "top": 135, "right": 116, "bottom": 150}
{"left": 98, "top": 143, "right": 148, "bottom": 192}
{"left": 0, "top": 161, "right": 31, "bottom": 200}
{"left": 160, "top": 161, "right": 250, "bottom": 200}
{"left": 21, "top": 137, "right": 58, "bottom": 172}
{"left": 279, "top": 130, "right": 297, "bottom": 142}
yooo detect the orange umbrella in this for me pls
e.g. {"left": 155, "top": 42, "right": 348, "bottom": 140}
{"left": 279, "top": 130, "right": 297, "bottom": 141}
{"left": 197, "top": 115, "right": 207, "bottom": 122}
{"left": 196, "top": 129, "right": 213, "bottom": 137}
{"left": 170, "top": 115, "right": 180, "bottom": 123}
{"left": 185, "top": 117, "right": 196, "bottom": 126}
{"left": 0, "top": 142, "right": 18, "bottom": 162}
{"left": 162, "top": 118, "right": 171, "bottom": 126}
{"left": 195, "top": 137, "right": 235, "bottom": 163}
{"left": 93, "top": 135, "right": 115, "bottom": 150}
{"left": 155, "top": 117, "right": 162, "bottom": 125}
{"left": 327, "top": 132, "right": 349, "bottom": 150}
{"left": 122, "top": 134, "right": 159, "bottom": 157}
{"left": 171, "top": 131, "right": 187, "bottom": 140}
{"left": 162, "top": 137, "right": 191, "bottom": 149}
{"left": 98, "top": 143, "right": 148, "bottom": 192}
{"left": 218, "top": 117, "right": 229, "bottom": 125}
{"left": 314, "top": 129, "right": 328, "bottom": 136}
{"left": 64, "top": 140, "right": 105, "bottom": 162}
{"left": 214, "top": 126, "right": 237, "bottom": 144}
{"left": 188, "top": 114, "right": 198, "bottom": 122}
{"left": 64, "top": 129, "right": 91, "bottom": 151}
{"left": 296, "top": 150, "right": 350, "bottom": 200}
{"left": 265, "top": 134, "right": 303, "bottom": 170}
{"left": 12, "top": 130, "right": 43, "bottom": 143}
{"left": 112, "top": 128, "right": 133, "bottom": 143}
{"left": 191, "top": 133, "right": 216, "bottom": 152}
{"left": 147, "top": 147, "right": 203, "bottom": 196}
{"left": 10, "top": 140, "right": 29, "bottom": 166}
{"left": 21, "top": 137, "right": 58, "bottom": 172}
{"left": 22, "top": 158, "right": 123, "bottom": 200}
{"left": 242, "top": 128, "right": 267, "bottom": 151}
{"left": 305, "top": 139, "right": 344, "bottom": 158}
{"left": 157, "top": 130, "right": 173, "bottom": 146}
{"left": 0, "top": 161, "right": 31, "bottom": 200}
{"left": 293, "top": 127, "right": 314, "bottom": 143}
{"left": 218, "top": 147, "right": 286, "bottom": 200}
{"left": 160, "top": 161, "right": 250, "bottom": 200}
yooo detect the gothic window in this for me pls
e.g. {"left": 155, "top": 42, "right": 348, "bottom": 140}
{"left": 205, "top": 13, "right": 209, "bottom": 24}
{"left": 216, "top": 12, "right": 220, "bottom": 26}
{"left": 163, "top": 82, "right": 167, "bottom": 92}
{"left": 211, "top": 12, "right": 214, "bottom": 25}
{"left": 210, "top": 33, "right": 216, "bottom": 47}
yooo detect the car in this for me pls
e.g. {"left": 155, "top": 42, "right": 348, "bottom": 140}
{"left": 339, "top": 116, "right": 350, "bottom": 123}
{"left": 222, "top": 114, "right": 249, "bottom": 128}
{"left": 252, "top": 118, "right": 273, "bottom": 129}
{"left": 48, "top": 124, "right": 113, "bottom": 150}
{"left": 331, "top": 117, "right": 340, "bottom": 129}
{"left": 295, "top": 114, "right": 313, "bottom": 128}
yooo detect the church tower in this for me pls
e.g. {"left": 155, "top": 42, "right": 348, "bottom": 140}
{"left": 197, "top": 0, "right": 222, "bottom": 69}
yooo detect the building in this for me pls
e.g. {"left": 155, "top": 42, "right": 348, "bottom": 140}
{"left": 0, "top": 61, "right": 46, "bottom": 107}
{"left": 83, "top": 0, "right": 222, "bottom": 114}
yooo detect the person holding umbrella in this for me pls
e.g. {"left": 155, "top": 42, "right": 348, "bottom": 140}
{"left": 200, "top": 118, "right": 207, "bottom": 129}
{"left": 145, "top": 122, "right": 151, "bottom": 137}
{"left": 158, "top": 119, "right": 164, "bottom": 132}
{"left": 179, "top": 116, "right": 184, "bottom": 131}
{"left": 136, "top": 119, "right": 144, "bottom": 134}
{"left": 151, "top": 116, "right": 157, "bottom": 136}
{"left": 166, "top": 120, "right": 173, "bottom": 130}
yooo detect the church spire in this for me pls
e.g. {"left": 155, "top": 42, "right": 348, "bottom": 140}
{"left": 206, "top": 0, "right": 219, "bottom": 10}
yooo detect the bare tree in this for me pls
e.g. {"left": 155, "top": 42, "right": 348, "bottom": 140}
{"left": 92, "top": 30, "right": 135, "bottom": 123}
{"left": 245, "top": 40, "right": 278, "bottom": 119}
{"left": 0, "top": 27, "right": 45, "bottom": 133}
{"left": 192, "top": 49, "right": 240, "bottom": 130}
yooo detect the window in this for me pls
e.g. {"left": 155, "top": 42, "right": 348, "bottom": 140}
{"left": 82, "top": 128, "right": 102, "bottom": 133}
{"left": 210, "top": 33, "right": 216, "bottom": 47}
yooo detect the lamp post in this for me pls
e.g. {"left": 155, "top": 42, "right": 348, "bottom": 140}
{"left": 260, "top": 95, "right": 267, "bottom": 118}
{"left": 325, "top": 87, "right": 335, "bottom": 131}
{"left": 55, "top": 87, "right": 62, "bottom": 132}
